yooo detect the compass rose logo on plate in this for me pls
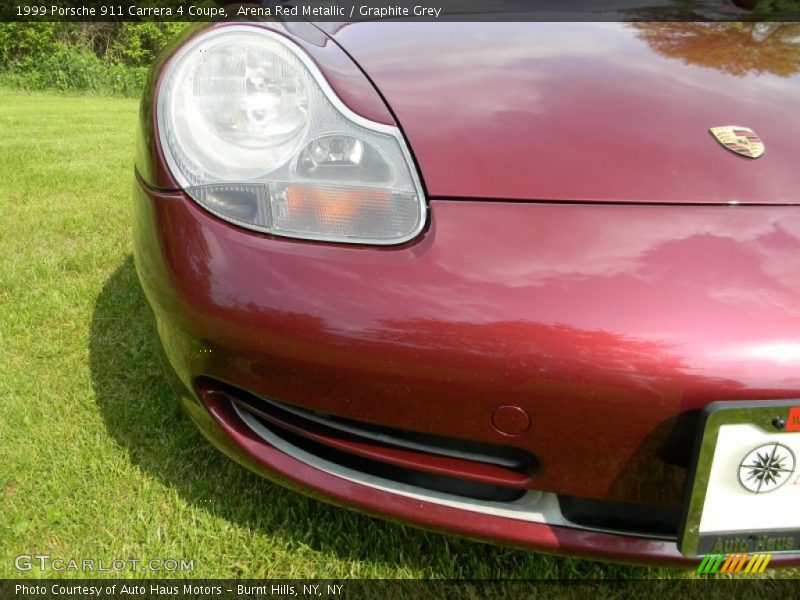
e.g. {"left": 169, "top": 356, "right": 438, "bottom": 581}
{"left": 738, "top": 442, "right": 795, "bottom": 494}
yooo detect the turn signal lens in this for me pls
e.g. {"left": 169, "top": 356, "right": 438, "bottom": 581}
{"left": 271, "top": 185, "right": 418, "bottom": 241}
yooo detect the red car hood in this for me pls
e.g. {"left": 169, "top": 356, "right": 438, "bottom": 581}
{"left": 324, "top": 22, "right": 800, "bottom": 204}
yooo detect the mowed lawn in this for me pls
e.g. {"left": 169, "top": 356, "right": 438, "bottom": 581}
{"left": 0, "top": 87, "right": 794, "bottom": 582}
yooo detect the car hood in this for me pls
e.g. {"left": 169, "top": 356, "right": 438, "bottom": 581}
{"left": 323, "top": 22, "right": 800, "bottom": 204}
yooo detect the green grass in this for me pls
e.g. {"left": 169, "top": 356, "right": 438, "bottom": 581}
{"left": 0, "top": 87, "right": 796, "bottom": 583}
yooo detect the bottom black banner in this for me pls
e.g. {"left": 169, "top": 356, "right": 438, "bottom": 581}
{"left": 2, "top": 579, "right": 800, "bottom": 600}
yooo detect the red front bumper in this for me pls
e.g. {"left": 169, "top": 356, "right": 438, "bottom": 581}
{"left": 133, "top": 176, "right": 800, "bottom": 565}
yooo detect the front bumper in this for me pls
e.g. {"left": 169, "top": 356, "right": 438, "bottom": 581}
{"left": 133, "top": 175, "right": 800, "bottom": 565}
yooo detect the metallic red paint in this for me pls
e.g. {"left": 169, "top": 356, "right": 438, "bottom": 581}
{"left": 324, "top": 22, "right": 800, "bottom": 204}
{"left": 134, "top": 21, "right": 800, "bottom": 563}
{"left": 134, "top": 176, "right": 800, "bottom": 561}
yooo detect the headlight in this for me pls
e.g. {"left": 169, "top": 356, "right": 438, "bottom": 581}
{"left": 157, "top": 25, "right": 426, "bottom": 245}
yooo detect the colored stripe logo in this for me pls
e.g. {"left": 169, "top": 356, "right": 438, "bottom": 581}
{"left": 697, "top": 553, "right": 772, "bottom": 574}
{"left": 787, "top": 406, "right": 800, "bottom": 432}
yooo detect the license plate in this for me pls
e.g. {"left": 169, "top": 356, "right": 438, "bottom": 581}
{"left": 679, "top": 401, "right": 800, "bottom": 557}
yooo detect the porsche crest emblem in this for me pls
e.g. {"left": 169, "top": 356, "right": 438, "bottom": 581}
{"left": 709, "top": 126, "right": 765, "bottom": 159}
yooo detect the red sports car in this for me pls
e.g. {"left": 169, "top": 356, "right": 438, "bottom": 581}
{"left": 133, "top": 17, "right": 800, "bottom": 565}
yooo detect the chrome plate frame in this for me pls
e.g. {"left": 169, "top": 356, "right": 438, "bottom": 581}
{"left": 679, "top": 400, "right": 800, "bottom": 557}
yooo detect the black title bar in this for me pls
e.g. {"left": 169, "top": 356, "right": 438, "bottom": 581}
{"left": 3, "top": 0, "right": 800, "bottom": 22}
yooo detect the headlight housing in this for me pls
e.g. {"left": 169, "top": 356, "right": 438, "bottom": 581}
{"left": 157, "top": 25, "right": 426, "bottom": 245}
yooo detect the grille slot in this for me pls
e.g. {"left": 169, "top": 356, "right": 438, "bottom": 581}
{"left": 230, "top": 393, "right": 537, "bottom": 501}
{"left": 254, "top": 394, "right": 530, "bottom": 469}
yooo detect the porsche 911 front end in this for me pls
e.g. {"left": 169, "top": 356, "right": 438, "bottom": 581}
{"left": 133, "top": 19, "right": 800, "bottom": 565}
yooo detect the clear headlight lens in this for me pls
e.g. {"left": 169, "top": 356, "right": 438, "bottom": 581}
{"left": 157, "top": 25, "right": 426, "bottom": 245}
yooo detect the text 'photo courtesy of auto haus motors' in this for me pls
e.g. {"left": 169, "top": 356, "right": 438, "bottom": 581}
{"left": 132, "top": 18, "right": 800, "bottom": 566}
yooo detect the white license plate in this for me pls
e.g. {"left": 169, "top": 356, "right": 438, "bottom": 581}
{"left": 679, "top": 401, "right": 800, "bottom": 557}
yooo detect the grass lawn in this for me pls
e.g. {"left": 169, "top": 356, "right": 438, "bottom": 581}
{"left": 0, "top": 87, "right": 796, "bottom": 583}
